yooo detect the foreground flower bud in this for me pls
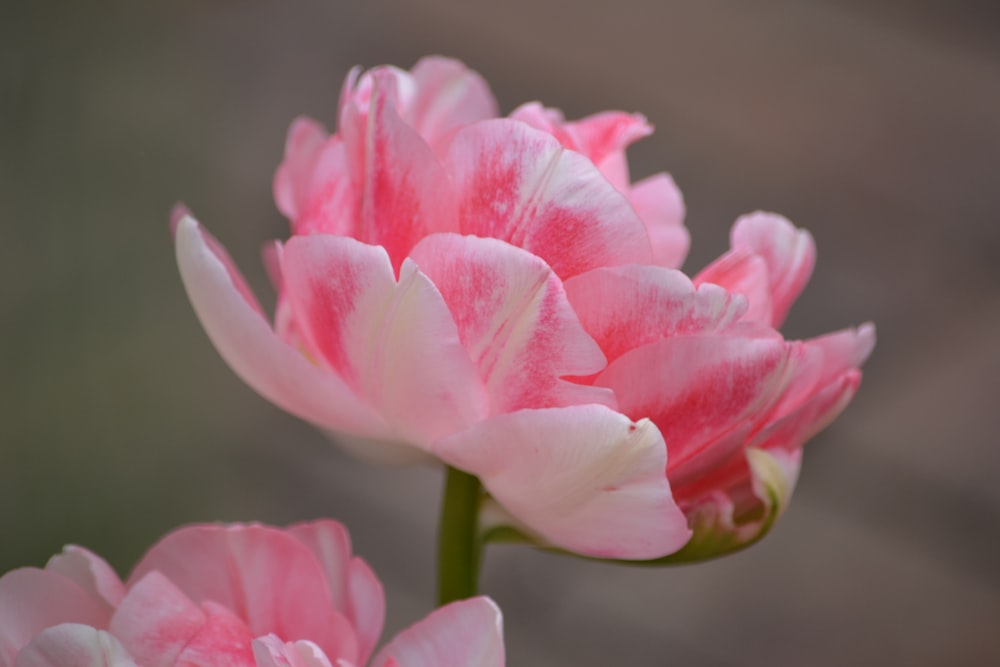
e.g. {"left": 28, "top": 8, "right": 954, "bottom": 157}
{"left": 0, "top": 521, "right": 505, "bottom": 667}
{"left": 174, "top": 56, "right": 873, "bottom": 562}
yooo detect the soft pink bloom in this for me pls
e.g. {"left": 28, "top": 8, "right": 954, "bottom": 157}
{"left": 174, "top": 56, "right": 873, "bottom": 562}
{"left": 0, "top": 521, "right": 504, "bottom": 667}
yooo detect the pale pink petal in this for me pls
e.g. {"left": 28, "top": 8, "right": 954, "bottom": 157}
{"left": 339, "top": 69, "right": 456, "bottom": 269}
{"left": 172, "top": 603, "right": 257, "bottom": 667}
{"left": 434, "top": 405, "right": 691, "bottom": 559}
{"left": 561, "top": 111, "right": 652, "bottom": 189}
{"left": 629, "top": 173, "right": 690, "bottom": 269}
{"left": 127, "top": 524, "right": 360, "bottom": 666}
{"left": 371, "top": 597, "right": 504, "bottom": 667}
{"left": 286, "top": 521, "right": 385, "bottom": 665}
{"left": 730, "top": 212, "right": 816, "bottom": 327}
{"left": 288, "top": 136, "right": 357, "bottom": 238}
{"left": 282, "top": 234, "right": 488, "bottom": 446}
{"left": 409, "top": 234, "right": 612, "bottom": 413}
{"left": 408, "top": 56, "right": 499, "bottom": 147}
{"left": 274, "top": 117, "right": 330, "bottom": 221}
{"left": 174, "top": 216, "right": 392, "bottom": 444}
{"left": 0, "top": 569, "right": 110, "bottom": 667}
{"left": 45, "top": 546, "right": 125, "bottom": 609}
{"left": 564, "top": 264, "right": 746, "bottom": 366}
{"left": 14, "top": 625, "right": 137, "bottom": 667}
{"left": 694, "top": 249, "right": 773, "bottom": 324}
{"left": 596, "top": 334, "right": 792, "bottom": 488}
{"left": 751, "top": 370, "right": 861, "bottom": 453}
{"left": 447, "top": 119, "right": 653, "bottom": 279}
{"left": 109, "top": 572, "right": 207, "bottom": 667}
{"left": 252, "top": 636, "right": 336, "bottom": 667}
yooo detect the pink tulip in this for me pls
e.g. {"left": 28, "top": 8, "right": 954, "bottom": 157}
{"left": 0, "top": 521, "right": 505, "bottom": 667}
{"left": 174, "top": 56, "right": 873, "bottom": 562}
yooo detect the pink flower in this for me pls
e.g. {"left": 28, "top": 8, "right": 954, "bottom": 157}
{"left": 174, "top": 56, "right": 873, "bottom": 562}
{"left": 0, "top": 521, "right": 505, "bottom": 667}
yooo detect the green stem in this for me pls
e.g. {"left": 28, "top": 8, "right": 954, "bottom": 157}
{"left": 437, "top": 465, "right": 483, "bottom": 606}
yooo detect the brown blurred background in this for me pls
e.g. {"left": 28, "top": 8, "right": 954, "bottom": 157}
{"left": 2, "top": 1, "right": 999, "bottom": 664}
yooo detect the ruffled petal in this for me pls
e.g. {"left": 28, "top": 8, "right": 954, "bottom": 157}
{"left": 408, "top": 56, "right": 499, "bottom": 148}
{"left": 409, "top": 234, "right": 612, "bottom": 413}
{"left": 282, "top": 235, "right": 488, "bottom": 446}
{"left": 370, "top": 597, "right": 504, "bottom": 667}
{"left": 126, "top": 524, "right": 359, "bottom": 665}
{"left": 109, "top": 572, "right": 207, "bottom": 667}
{"left": 174, "top": 216, "right": 392, "bottom": 444}
{"left": 45, "top": 546, "right": 125, "bottom": 610}
{"left": 0, "top": 569, "right": 110, "bottom": 667}
{"left": 286, "top": 521, "right": 385, "bottom": 666}
{"left": 564, "top": 264, "right": 746, "bottom": 366}
{"left": 628, "top": 173, "right": 690, "bottom": 269}
{"left": 339, "top": 69, "right": 456, "bottom": 269}
{"left": 694, "top": 250, "right": 773, "bottom": 324}
{"left": 447, "top": 119, "right": 653, "bottom": 279}
{"left": 274, "top": 117, "right": 331, "bottom": 222}
{"left": 252, "top": 636, "right": 336, "bottom": 667}
{"left": 595, "top": 334, "right": 792, "bottom": 487}
{"left": 172, "top": 603, "right": 257, "bottom": 667}
{"left": 434, "top": 405, "right": 691, "bottom": 559}
{"left": 733, "top": 213, "right": 816, "bottom": 326}
{"left": 14, "top": 625, "right": 137, "bottom": 667}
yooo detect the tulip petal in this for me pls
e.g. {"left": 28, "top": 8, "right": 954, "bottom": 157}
{"left": 564, "top": 264, "right": 746, "bottom": 366}
{"left": 287, "top": 521, "right": 385, "bottom": 666}
{"left": 0, "top": 569, "right": 110, "bottom": 667}
{"left": 371, "top": 597, "right": 504, "bottom": 667}
{"left": 340, "top": 69, "right": 456, "bottom": 269}
{"left": 596, "top": 334, "right": 792, "bottom": 487}
{"left": 694, "top": 250, "right": 773, "bottom": 324}
{"left": 174, "top": 216, "right": 392, "bottom": 443}
{"left": 410, "top": 234, "right": 612, "bottom": 413}
{"left": 274, "top": 117, "right": 330, "bottom": 222}
{"left": 448, "top": 119, "right": 653, "bottom": 279}
{"left": 408, "top": 56, "right": 499, "bottom": 148}
{"left": 435, "top": 405, "right": 691, "bottom": 559}
{"left": 127, "top": 524, "right": 359, "bottom": 665}
{"left": 252, "top": 636, "right": 336, "bottom": 667}
{"left": 14, "top": 625, "right": 137, "bottom": 667}
{"left": 713, "top": 213, "right": 816, "bottom": 327}
{"left": 629, "top": 173, "right": 690, "bottom": 269}
{"left": 282, "top": 235, "right": 488, "bottom": 446}
{"left": 109, "top": 572, "right": 207, "bottom": 667}
{"left": 45, "top": 546, "right": 125, "bottom": 609}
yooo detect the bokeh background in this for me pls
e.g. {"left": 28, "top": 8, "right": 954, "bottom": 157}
{"left": 3, "top": 1, "right": 999, "bottom": 664}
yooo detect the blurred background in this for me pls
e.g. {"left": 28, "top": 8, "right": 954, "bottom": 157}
{"left": 2, "top": 1, "right": 998, "bottom": 664}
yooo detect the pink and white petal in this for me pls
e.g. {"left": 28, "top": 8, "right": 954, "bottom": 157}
{"left": 172, "top": 603, "right": 257, "bottom": 667}
{"left": 564, "top": 264, "right": 746, "bottom": 365}
{"left": 370, "top": 597, "right": 504, "bottom": 667}
{"left": 448, "top": 119, "right": 653, "bottom": 280}
{"left": 730, "top": 212, "right": 816, "bottom": 327}
{"left": 562, "top": 111, "right": 652, "bottom": 171}
{"left": 292, "top": 138, "right": 358, "bottom": 238}
{"left": 694, "top": 249, "right": 773, "bottom": 324}
{"left": 274, "top": 117, "right": 330, "bottom": 221}
{"left": 14, "top": 625, "right": 137, "bottom": 667}
{"left": 434, "top": 405, "right": 691, "bottom": 559}
{"left": 283, "top": 235, "right": 488, "bottom": 446}
{"left": 0, "top": 569, "right": 111, "bottom": 667}
{"left": 508, "top": 103, "right": 567, "bottom": 140}
{"left": 629, "top": 173, "right": 690, "bottom": 269}
{"left": 747, "top": 446, "right": 802, "bottom": 523}
{"left": 340, "top": 69, "right": 456, "bottom": 268}
{"left": 410, "top": 234, "right": 611, "bottom": 414}
{"left": 174, "top": 217, "right": 392, "bottom": 443}
{"left": 408, "top": 56, "right": 500, "bottom": 148}
{"left": 126, "top": 524, "right": 360, "bottom": 666}
{"left": 45, "top": 546, "right": 125, "bottom": 610}
{"left": 752, "top": 370, "right": 862, "bottom": 453}
{"left": 252, "top": 636, "right": 336, "bottom": 667}
{"left": 285, "top": 520, "right": 386, "bottom": 664}
{"left": 595, "top": 334, "right": 791, "bottom": 487}
{"left": 109, "top": 572, "right": 207, "bottom": 667}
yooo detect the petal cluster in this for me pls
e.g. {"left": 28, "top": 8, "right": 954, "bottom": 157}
{"left": 0, "top": 521, "right": 504, "bottom": 667}
{"left": 174, "top": 56, "right": 873, "bottom": 562}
